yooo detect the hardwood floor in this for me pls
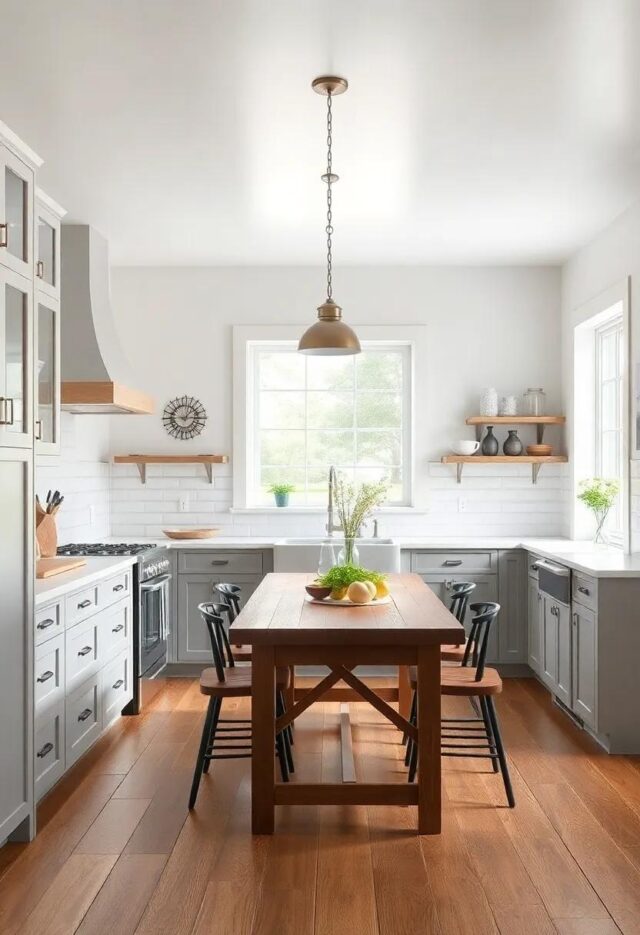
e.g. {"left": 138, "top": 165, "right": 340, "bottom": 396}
{"left": 2, "top": 677, "right": 640, "bottom": 934}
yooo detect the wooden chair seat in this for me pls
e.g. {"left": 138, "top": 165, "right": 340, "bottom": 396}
{"left": 408, "top": 663, "right": 502, "bottom": 695}
{"left": 199, "top": 665, "right": 291, "bottom": 697}
{"left": 441, "top": 642, "right": 466, "bottom": 662}
{"left": 230, "top": 644, "right": 252, "bottom": 661}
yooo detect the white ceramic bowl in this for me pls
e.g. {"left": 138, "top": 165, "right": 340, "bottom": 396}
{"left": 451, "top": 440, "right": 480, "bottom": 456}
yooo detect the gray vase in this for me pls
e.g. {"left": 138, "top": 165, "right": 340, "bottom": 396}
{"left": 503, "top": 429, "right": 523, "bottom": 456}
{"left": 481, "top": 425, "right": 499, "bottom": 456}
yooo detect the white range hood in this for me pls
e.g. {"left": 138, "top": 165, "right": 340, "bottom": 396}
{"left": 60, "top": 225, "right": 154, "bottom": 414}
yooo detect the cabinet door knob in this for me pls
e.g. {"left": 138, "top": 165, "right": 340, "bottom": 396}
{"left": 78, "top": 708, "right": 93, "bottom": 722}
{"left": 37, "top": 742, "right": 54, "bottom": 759}
{"left": 37, "top": 670, "right": 54, "bottom": 683}
{"left": 0, "top": 222, "right": 7, "bottom": 248}
{"left": 35, "top": 419, "right": 43, "bottom": 440}
{"left": 573, "top": 613, "right": 578, "bottom": 626}
{"left": 36, "top": 259, "right": 44, "bottom": 278}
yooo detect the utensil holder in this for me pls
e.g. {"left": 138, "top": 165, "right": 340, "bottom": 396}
{"left": 36, "top": 512, "right": 58, "bottom": 558}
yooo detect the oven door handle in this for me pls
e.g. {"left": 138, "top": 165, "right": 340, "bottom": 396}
{"left": 140, "top": 574, "right": 171, "bottom": 592}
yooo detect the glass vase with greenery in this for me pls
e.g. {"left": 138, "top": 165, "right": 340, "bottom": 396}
{"left": 335, "top": 475, "right": 389, "bottom": 564}
{"left": 269, "top": 483, "right": 295, "bottom": 508}
{"left": 577, "top": 478, "right": 620, "bottom": 544}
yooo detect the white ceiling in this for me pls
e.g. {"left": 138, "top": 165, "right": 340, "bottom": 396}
{"left": 1, "top": 0, "right": 639, "bottom": 266}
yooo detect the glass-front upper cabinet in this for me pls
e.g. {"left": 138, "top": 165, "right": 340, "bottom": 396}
{"left": 35, "top": 296, "right": 60, "bottom": 453}
{"left": 0, "top": 267, "right": 33, "bottom": 449}
{"left": 35, "top": 191, "right": 65, "bottom": 301}
{"left": 0, "top": 145, "right": 34, "bottom": 280}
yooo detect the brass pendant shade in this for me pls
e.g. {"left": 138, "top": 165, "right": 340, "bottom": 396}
{"left": 298, "top": 76, "right": 361, "bottom": 356}
{"left": 298, "top": 299, "right": 361, "bottom": 356}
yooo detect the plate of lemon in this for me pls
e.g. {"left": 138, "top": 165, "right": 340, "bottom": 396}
{"left": 305, "top": 566, "right": 391, "bottom": 606}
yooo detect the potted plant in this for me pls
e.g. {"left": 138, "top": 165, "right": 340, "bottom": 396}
{"left": 577, "top": 478, "right": 620, "bottom": 543}
{"left": 269, "top": 482, "right": 295, "bottom": 508}
{"left": 335, "top": 474, "right": 389, "bottom": 565}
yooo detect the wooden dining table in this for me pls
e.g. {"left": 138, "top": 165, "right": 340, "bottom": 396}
{"left": 230, "top": 572, "right": 464, "bottom": 835}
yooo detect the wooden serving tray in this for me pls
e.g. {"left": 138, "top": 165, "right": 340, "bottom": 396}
{"left": 36, "top": 557, "right": 87, "bottom": 579}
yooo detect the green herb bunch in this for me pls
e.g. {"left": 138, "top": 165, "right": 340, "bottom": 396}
{"left": 317, "top": 564, "right": 386, "bottom": 589}
{"left": 577, "top": 478, "right": 619, "bottom": 542}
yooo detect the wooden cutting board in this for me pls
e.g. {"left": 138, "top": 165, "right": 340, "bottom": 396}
{"left": 36, "top": 557, "right": 87, "bottom": 579}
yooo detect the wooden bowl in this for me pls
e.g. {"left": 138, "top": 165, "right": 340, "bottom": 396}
{"left": 526, "top": 444, "right": 552, "bottom": 456}
{"left": 305, "top": 584, "right": 332, "bottom": 601}
{"left": 163, "top": 528, "right": 219, "bottom": 540}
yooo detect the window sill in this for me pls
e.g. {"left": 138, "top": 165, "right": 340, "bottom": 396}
{"left": 230, "top": 506, "right": 427, "bottom": 515}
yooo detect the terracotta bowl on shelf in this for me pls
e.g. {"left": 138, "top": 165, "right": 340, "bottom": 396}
{"left": 526, "top": 444, "right": 553, "bottom": 456}
{"left": 305, "top": 584, "right": 332, "bottom": 601}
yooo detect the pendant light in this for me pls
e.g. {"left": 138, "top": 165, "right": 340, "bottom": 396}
{"left": 298, "top": 76, "right": 361, "bottom": 356}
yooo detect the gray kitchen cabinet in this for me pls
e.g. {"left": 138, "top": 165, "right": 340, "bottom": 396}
{"left": 527, "top": 576, "right": 542, "bottom": 675}
{"left": 0, "top": 266, "right": 33, "bottom": 448}
{"left": 497, "top": 550, "right": 527, "bottom": 663}
{"left": 571, "top": 602, "right": 597, "bottom": 730}
{"left": 0, "top": 142, "right": 34, "bottom": 280}
{"left": 541, "top": 595, "right": 571, "bottom": 707}
{"left": 0, "top": 449, "right": 34, "bottom": 842}
{"left": 177, "top": 572, "right": 261, "bottom": 663}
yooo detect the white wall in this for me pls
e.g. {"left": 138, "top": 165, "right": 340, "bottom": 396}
{"left": 36, "top": 412, "right": 111, "bottom": 543}
{"left": 106, "top": 265, "right": 565, "bottom": 538}
{"left": 561, "top": 198, "right": 640, "bottom": 549}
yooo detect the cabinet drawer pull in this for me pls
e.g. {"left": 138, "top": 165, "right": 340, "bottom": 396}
{"left": 35, "top": 419, "right": 43, "bottom": 440}
{"left": 77, "top": 645, "right": 92, "bottom": 657}
{"left": 211, "top": 560, "right": 229, "bottom": 566}
{"left": 0, "top": 397, "right": 15, "bottom": 425}
{"left": 111, "top": 623, "right": 124, "bottom": 633}
{"left": 577, "top": 586, "right": 590, "bottom": 595}
{"left": 37, "top": 742, "right": 54, "bottom": 759}
{"left": 78, "top": 708, "right": 93, "bottom": 722}
{"left": 0, "top": 222, "right": 7, "bottom": 248}
{"left": 112, "top": 583, "right": 125, "bottom": 592}
{"left": 37, "top": 670, "right": 54, "bottom": 684}
{"left": 37, "top": 618, "right": 55, "bottom": 630}
{"left": 443, "top": 559, "right": 462, "bottom": 566}
{"left": 36, "top": 259, "right": 44, "bottom": 278}
{"left": 77, "top": 599, "right": 92, "bottom": 609}
{"left": 112, "top": 679, "right": 124, "bottom": 690}
{"left": 573, "top": 613, "right": 578, "bottom": 626}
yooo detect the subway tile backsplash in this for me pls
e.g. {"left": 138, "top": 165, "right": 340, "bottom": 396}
{"left": 110, "top": 461, "right": 569, "bottom": 539}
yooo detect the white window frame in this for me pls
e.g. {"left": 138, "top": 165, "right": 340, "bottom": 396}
{"left": 595, "top": 317, "right": 624, "bottom": 546}
{"left": 232, "top": 324, "right": 427, "bottom": 512}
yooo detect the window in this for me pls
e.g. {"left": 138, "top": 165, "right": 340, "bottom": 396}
{"left": 246, "top": 342, "right": 412, "bottom": 506}
{"left": 595, "top": 317, "right": 624, "bottom": 543}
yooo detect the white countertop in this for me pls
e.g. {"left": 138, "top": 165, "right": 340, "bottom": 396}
{"left": 35, "top": 555, "right": 137, "bottom": 607}
{"left": 81, "top": 534, "right": 640, "bottom": 577}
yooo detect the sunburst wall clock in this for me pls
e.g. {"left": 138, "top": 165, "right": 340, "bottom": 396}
{"left": 162, "top": 395, "right": 207, "bottom": 440}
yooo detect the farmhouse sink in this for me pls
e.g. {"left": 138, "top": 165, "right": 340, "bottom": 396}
{"left": 273, "top": 537, "right": 401, "bottom": 573}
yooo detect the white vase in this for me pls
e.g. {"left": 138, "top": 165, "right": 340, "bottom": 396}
{"left": 479, "top": 387, "right": 498, "bottom": 417}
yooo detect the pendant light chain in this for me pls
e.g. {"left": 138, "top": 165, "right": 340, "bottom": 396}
{"left": 326, "top": 90, "right": 333, "bottom": 300}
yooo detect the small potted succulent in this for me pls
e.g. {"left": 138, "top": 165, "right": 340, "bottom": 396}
{"left": 269, "top": 482, "right": 295, "bottom": 508}
{"left": 577, "top": 478, "right": 620, "bottom": 543}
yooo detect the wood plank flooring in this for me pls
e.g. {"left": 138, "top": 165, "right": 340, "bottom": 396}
{"left": 2, "top": 676, "right": 640, "bottom": 934}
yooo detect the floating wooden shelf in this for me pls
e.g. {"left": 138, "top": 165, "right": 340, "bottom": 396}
{"left": 113, "top": 454, "right": 229, "bottom": 484}
{"left": 465, "top": 415, "right": 566, "bottom": 444}
{"left": 441, "top": 454, "right": 567, "bottom": 485}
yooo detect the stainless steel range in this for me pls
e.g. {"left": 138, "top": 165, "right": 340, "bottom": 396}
{"left": 57, "top": 542, "right": 172, "bottom": 713}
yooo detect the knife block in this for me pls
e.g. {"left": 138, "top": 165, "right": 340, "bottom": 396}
{"left": 36, "top": 512, "right": 58, "bottom": 559}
